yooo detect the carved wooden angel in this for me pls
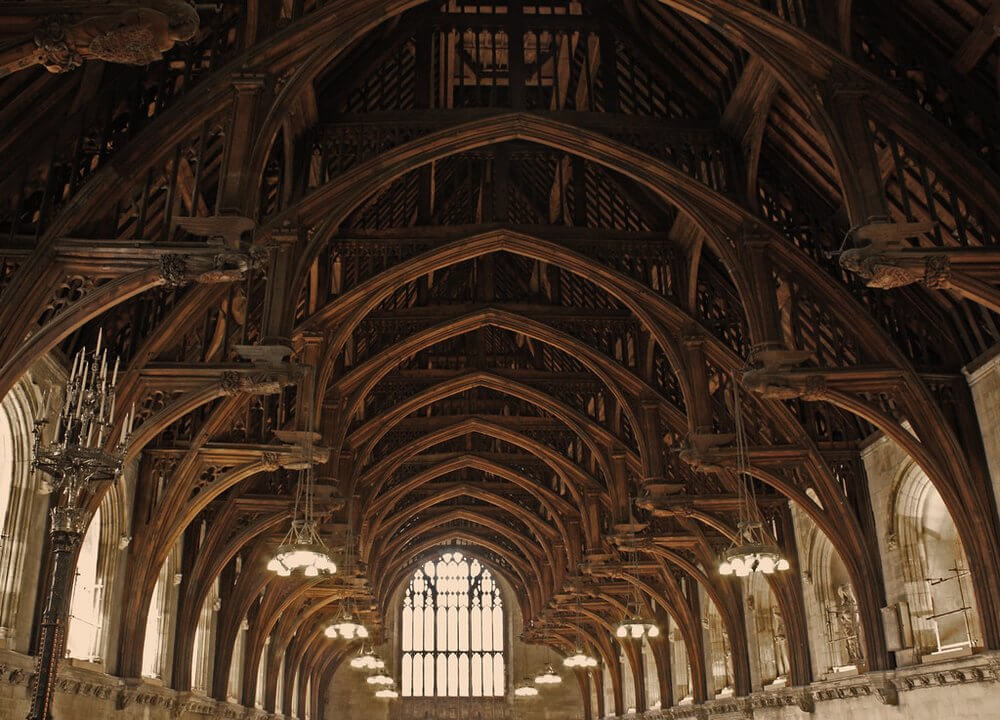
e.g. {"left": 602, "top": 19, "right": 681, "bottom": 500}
{"left": 0, "top": 1, "right": 199, "bottom": 77}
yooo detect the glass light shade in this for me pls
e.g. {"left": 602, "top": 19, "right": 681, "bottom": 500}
{"left": 374, "top": 688, "right": 399, "bottom": 699}
{"left": 514, "top": 679, "right": 539, "bottom": 697}
{"left": 563, "top": 651, "right": 598, "bottom": 668}
{"left": 717, "top": 543, "right": 789, "bottom": 577}
{"left": 267, "top": 542, "right": 337, "bottom": 577}
{"left": 615, "top": 620, "right": 660, "bottom": 640}
{"left": 534, "top": 665, "right": 562, "bottom": 685}
{"left": 325, "top": 618, "right": 369, "bottom": 640}
{"left": 350, "top": 651, "right": 384, "bottom": 670}
{"left": 367, "top": 673, "right": 394, "bottom": 686}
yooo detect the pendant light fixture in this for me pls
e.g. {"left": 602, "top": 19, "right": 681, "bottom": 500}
{"left": 717, "top": 375, "right": 790, "bottom": 577}
{"left": 325, "top": 515, "right": 369, "bottom": 639}
{"left": 366, "top": 671, "right": 394, "bottom": 686}
{"left": 268, "top": 366, "right": 336, "bottom": 577}
{"left": 614, "top": 550, "right": 659, "bottom": 640}
{"left": 350, "top": 646, "right": 385, "bottom": 670}
{"left": 514, "top": 680, "right": 539, "bottom": 697}
{"left": 514, "top": 632, "right": 538, "bottom": 697}
{"left": 533, "top": 663, "right": 562, "bottom": 685}
{"left": 563, "top": 589, "right": 598, "bottom": 668}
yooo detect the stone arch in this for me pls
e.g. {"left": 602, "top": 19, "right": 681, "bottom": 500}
{"left": 888, "top": 460, "right": 981, "bottom": 657}
{"left": 0, "top": 374, "right": 47, "bottom": 652}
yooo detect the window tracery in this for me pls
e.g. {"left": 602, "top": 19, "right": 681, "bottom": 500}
{"left": 66, "top": 508, "right": 102, "bottom": 661}
{"left": 401, "top": 550, "right": 505, "bottom": 697}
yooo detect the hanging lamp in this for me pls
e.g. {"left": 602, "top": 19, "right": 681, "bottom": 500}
{"left": 350, "top": 646, "right": 384, "bottom": 670}
{"left": 717, "top": 375, "right": 790, "bottom": 577}
{"left": 563, "top": 590, "right": 598, "bottom": 668}
{"left": 366, "top": 671, "right": 394, "bottom": 686}
{"left": 533, "top": 663, "right": 562, "bottom": 685}
{"left": 268, "top": 366, "right": 337, "bottom": 577}
{"left": 324, "top": 521, "right": 369, "bottom": 638}
{"left": 614, "top": 550, "right": 660, "bottom": 640}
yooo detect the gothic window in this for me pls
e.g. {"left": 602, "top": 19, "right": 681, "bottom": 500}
{"left": 400, "top": 550, "right": 505, "bottom": 697}
{"left": 66, "top": 508, "right": 103, "bottom": 660}
{"left": 641, "top": 637, "right": 660, "bottom": 710}
{"left": 142, "top": 536, "right": 182, "bottom": 680}
{"left": 0, "top": 403, "right": 13, "bottom": 536}
{"left": 620, "top": 647, "right": 636, "bottom": 713}
{"left": 191, "top": 576, "right": 220, "bottom": 692}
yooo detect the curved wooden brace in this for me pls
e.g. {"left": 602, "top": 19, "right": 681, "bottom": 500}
{"left": 171, "top": 509, "right": 288, "bottom": 692}
{"left": 301, "top": 228, "right": 690, "bottom": 439}
{"left": 359, "top": 453, "right": 578, "bottom": 557}
{"left": 349, "top": 369, "right": 641, "bottom": 476}
{"left": 355, "top": 416, "right": 607, "bottom": 505}
{"left": 331, "top": 306, "right": 652, "bottom": 473}
{"left": 0, "top": 268, "right": 164, "bottom": 400}
{"left": 371, "top": 484, "right": 562, "bottom": 575}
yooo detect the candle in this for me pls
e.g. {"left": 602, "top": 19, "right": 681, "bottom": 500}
{"left": 70, "top": 349, "right": 80, "bottom": 382}
{"left": 95, "top": 327, "right": 102, "bottom": 357}
{"left": 111, "top": 356, "right": 120, "bottom": 387}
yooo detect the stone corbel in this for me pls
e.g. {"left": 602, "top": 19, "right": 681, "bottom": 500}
{"left": 872, "top": 678, "right": 899, "bottom": 706}
{"left": 796, "top": 690, "right": 816, "bottom": 713}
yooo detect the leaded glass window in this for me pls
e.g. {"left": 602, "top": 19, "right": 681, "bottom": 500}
{"left": 401, "top": 551, "right": 505, "bottom": 697}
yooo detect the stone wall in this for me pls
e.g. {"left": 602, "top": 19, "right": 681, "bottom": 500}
{"left": 966, "top": 346, "right": 1000, "bottom": 513}
{"left": 4, "top": 646, "right": 1000, "bottom": 720}
{"left": 0, "top": 647, "right": 275, "bottom": 720}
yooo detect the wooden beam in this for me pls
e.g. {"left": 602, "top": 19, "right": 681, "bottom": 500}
{"left": 952, "top": 1, "right": 1000, "bottom": 74}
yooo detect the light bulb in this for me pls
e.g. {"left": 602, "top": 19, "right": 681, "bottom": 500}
{"left": 718, "top": 560, "right": 732, "bottom": 575}
{"left": 616, "top": 625, "right": 627, "bottom": 638}
{"left": 758, "top": 556, "right": 775, "bottom": 574}
{"left": 647, "top": 625, "right": 660, "bottom": 638}
{"left": 630, "top": 624, "right": 643, "bottom": 638}
{"left": 776, "top": 558, "right": 790, "bottom": 571}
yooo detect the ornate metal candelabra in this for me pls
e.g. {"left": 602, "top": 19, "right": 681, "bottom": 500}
{"left": 27, "top": 334, "right": 129, "bottom": 720}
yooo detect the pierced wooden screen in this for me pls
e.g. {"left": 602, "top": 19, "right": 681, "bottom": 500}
{"left": 401, "top": 551, "right": 505, "bottom": 697}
